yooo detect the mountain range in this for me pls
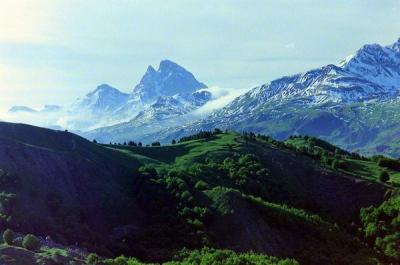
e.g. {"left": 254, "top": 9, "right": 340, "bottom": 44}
{"left": 142, "top": 37, "right": 400, "bottom": 157}
{"left": 6, "top": 38, "right": 400, "bottom": 157}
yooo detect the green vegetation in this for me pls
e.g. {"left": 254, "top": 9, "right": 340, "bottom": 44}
{"left": 86, "top": 253, "right": 101, "bottom": 265}
{"left": 2, "top": 122, "right": 400, "bottom": 265}
{"left": 2, "top": 229, "right": 14, "bottom": 245}
{"left": 360, "top": 196, "right": 400, "bottom": 263}
{"left": 22, "top": 234, "right": 40, "bottom": 251}
{"left": 285, "top": 135, "right": 400, "bottom": 185}
{"left": 164, "top": 248, "right": 299, "bottom": 265}
{"left": 377, "top": 157, "right": 400, "bottom": 171}
{"left": 379, "top": 171, "right": 390, "bottom": 182}
{"left": 102, "top": 248, "right": 298, "bottom": 265}
{"left": 178, "top": 128, "right": 223, "bottom": 143}
{"left": 101, "top": 132, "right": 384, "bottom": 264}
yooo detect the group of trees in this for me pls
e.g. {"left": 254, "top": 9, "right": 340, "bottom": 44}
{"left": 360, "top": 196, "right": 400, "bottom": 263}
{"left": 124, "top": 152, "right": 287, "bottom": 261}
{"left": 106, "top": 141, "right": 143, "bottom": 147}
{"left": 86, "top": 248, "right": 299, "bottom": 265}
{"left": 178, "top": 128, "right": 223, "bottom": 143}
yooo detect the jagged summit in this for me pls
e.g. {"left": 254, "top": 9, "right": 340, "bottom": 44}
{"left": 158, "top": 59, "right": 182, "bottom": 71}
{"left": 88, "top": 84, "right": 125, "bottom": 95}
{"left": 131, "top": 59, "right": 207, "bottom": 103}
{"left": 71, "top": 84, "right": 129, "bottom": 117}
{"left": 388, "top": 37, "right": 400, "bottom": 53}
{"left": 342, "top": 39, "right": 400, "bottom": 88}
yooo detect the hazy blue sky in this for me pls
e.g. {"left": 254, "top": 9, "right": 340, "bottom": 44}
{"left": 0, "top": 0, "right": 399, "bottom": 113}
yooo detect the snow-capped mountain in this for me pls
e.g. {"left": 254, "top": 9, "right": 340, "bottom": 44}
{"left": 6, "top": 60, "right": 212, "bottom": 135}
{"left": 115, "top": 59, "right": 207, "bottom": 118}
{"left": 216, "top": 38, "right": 400, "bottom": 117}
{"left": 83, "top": 89, "right": 212, "bottom": 143}
{"left": 71, "top": 84, "right": 130, "bottom": 115}
{"left": 154, "top": 38, "right": 400, "bottom": 157}
{"left": 58, "top": 84, "right": 131, "bottom": 130}
{"left": 130, "top": 59, "right": 206, "bottom": 103}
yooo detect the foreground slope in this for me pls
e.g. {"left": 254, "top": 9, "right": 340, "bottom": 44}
{"left": 1, "top": 123, "right": 399, "bottom": 264}
{"left": 0, "top": 122, "right": 144, "bottom": 247}
{"left": 105, "top": 132, "right": 396, "bottom": 264}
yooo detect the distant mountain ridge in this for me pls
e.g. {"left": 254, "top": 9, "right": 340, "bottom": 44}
{"left": 151, "top": 38, "right": 400, "bottom": 157}
{"left": 5, "top": 38, "right": 400, "bottom": 157}
{"left": 7, "top": 60, "right": 211, "bottom": 132}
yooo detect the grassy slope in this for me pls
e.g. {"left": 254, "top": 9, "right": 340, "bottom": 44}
{"left": 105, "top": 133, "right": 240, "bottom": 167}
{"left": 1, "top": 123, "right": 397, "bottom": 264}
{"left": 108, "top": 133, "right": 390, "bottom": 221}
{"left": 285, "top": 137, "right": 400, "bottom": 185}
{"left": 105, "top": 133, "right": 389, "bottom": 264}
{"left": 0, "top": 122, "right": 146, "bottom": 250}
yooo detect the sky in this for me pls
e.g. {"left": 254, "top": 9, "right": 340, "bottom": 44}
{"left": 0, "top": 0, "right": 400, "bottom": 115}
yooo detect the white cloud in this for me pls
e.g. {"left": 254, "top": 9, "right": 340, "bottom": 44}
{"left": 193, "top": 86, "right": 250, "bottom": 116}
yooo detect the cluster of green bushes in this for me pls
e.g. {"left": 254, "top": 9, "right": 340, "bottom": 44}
{"left": 165, "top": 247, "right": 299, "bottom": 265}
{"left": 0, "top": 169, "right": 20, "bottom": 229}
{"left": 124, "top": 153, "right": 289, "bottom": 261}
{"left": 88, "top": 248, "right": 299, "bottom": 265}
{"left": 178, "top": 128, "right": 223, "bottom": 143}
{"left": 2, "top": 229, "right": 40, "bottom": 251}
{"left": 360, "top": 196, "right": 400, "bottom": 263}
{"left": 377, "top": 158, "right": 400, "bottom": 170}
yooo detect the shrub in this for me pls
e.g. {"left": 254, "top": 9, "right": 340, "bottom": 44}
{"left": 331, "top": 159, "right": 339, "bottom": 169}
{"left": 378, "top": 158, "right": 400, "bottom": 171}
{"left": 86, "top": 253, "right": 100, "bottom": 265}
{"left": 151, "top": 141, "right": 161, "bottom": 147}
{"left": 379, "top": 171, "right": 390, "bottom": 182}
{"left": 3, "top": 228, "right": 14, "bottom": 245}
{"left": 360, "top": 196, "right": 400, "bottom": 262}
{"left": 195, "top": 180, "right": 210, "bottom": 190}
{"left": 22, "top": 234, "right": 40, "bottom": 251}
{"left": 331, "top": 160, "right": 347, "bottom": 170}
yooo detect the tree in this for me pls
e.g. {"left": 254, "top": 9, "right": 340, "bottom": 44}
{"left": 332, "top": 159, "right": 339, "bottom": 169}
{"left": 213, "top": 128, "right": 222, "bottom": 134}
{"left": 172, "top": 139, "right": 176, "bottom": 144}
{"left": 138, "top": 142, "right": 142, "bottom": 147}
{"left": 22, "top": 234, "right": 40, "bottom": 251}
{"left": 92, "top": 139, "right": 97, "bottom": 144}
{"left": 86, "top": 253, "right": 100, "bottom": 265}
{"left": 151, "top": 141, "right": 161, "bottom": 147}
{"left": 379, "top": 171, "right": 390, "bottom": 182}
{"left": 3, "top": 229, "right": 14, "bottom": 245}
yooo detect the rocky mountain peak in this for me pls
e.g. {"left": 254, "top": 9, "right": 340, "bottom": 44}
{"left": 131, "top": 60, "right": 207, "bottom": 103}
{"left": 388, "top": 37, "right": 400, "bottom": 53}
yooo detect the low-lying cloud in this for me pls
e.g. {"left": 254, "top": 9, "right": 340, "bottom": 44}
{"left": 193, "top": 86, "right": 251, "bottom": 116}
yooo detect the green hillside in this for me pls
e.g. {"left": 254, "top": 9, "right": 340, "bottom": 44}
{"left": 0, "top": 123, "right": 399, "bottom": 264}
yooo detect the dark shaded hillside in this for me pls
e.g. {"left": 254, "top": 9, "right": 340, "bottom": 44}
{"left": 113, "top": 133, "right": 388, "bottom": 221}
{"left": 0, "top": 123, "right": 398, "bottom": 264}
{"left": 105, "top": 132, "right": 394, "bottom": 264}
{"left": 0, "top": 122, "right": 144, "bottom": 250}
